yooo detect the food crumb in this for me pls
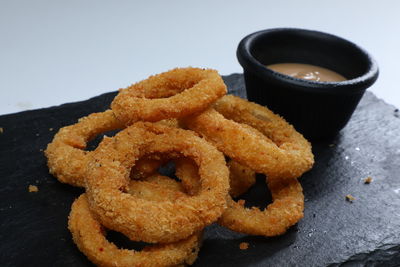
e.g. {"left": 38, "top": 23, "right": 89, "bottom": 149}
{"left": 345, "top": 194, "right": 355, "bottom": 202}
{"left": 28, "top": 185, "right": 39, "bottom": 192}
{"left": 39, "top": 149, "right": 43, "bottom": 152}
{"left": 49, "top": 128, "right": 53, "bottom": 131}
{"left": 237, "top": 199, "right": 246, "bottom": 206}
{"left": 239, "top": 242, "right": 249, "bottom": 250}
{"left": 35, "top": 133, "right": 40, "bottom": 136}
{"left": 0, "top": 127, "right": 3, "bottom": 134}
{"left": 329, "top": 143, "right": 335, "bottom": 147}
{"left": 364, "top": 177, "right": 373, "bottom": 184}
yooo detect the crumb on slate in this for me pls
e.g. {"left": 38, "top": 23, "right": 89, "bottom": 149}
{"left": 28, "top": 185, "right": 39, "bottom": 192}
{"left": 364, "top": 177, "right": 373, "bottom": 184}
{"left": 345, "top": 194, "right": 355, "bottom": 202}
{"left": 329, "top": 143, "right": 335, "bottom": 147}
{"left": 239, "top": 242, "right": 249, "bottom": 250}
{"left": 0, "top": 127, "right": 3, "bottom": 133}
{"left": 49, "top": 128, "right": 53, "bottom": 131}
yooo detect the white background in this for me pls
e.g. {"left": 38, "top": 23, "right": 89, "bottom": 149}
{"left": 1, "top": 0, "right": 399, "bottom": 115}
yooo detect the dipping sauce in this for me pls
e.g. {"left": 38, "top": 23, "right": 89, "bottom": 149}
{"left": 267, "top": 63, "right": 346, "bottom": 82}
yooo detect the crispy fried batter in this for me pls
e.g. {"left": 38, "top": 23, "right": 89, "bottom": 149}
{"left": 218, "top": 177, "right": 304, "bottom": 237}
{"left": 184, "top": 96, "right": 313, "bottom": 180}
{"left": 111, "top": 67, "right": 227, "bottom": 125}
{"left": 69, "top": 194, "right": 202, "bottom": 267}
{"left": 175, "top": 158, "right": 255, "bottom": 198}
{"left": 45, "top": 110, "right": 178, "bottom": 187}
{"left": 85, "top": 122, "right": 229, "bottom": 243}
{"left": 44, "top": 110, "right": 124, "bottom": 187}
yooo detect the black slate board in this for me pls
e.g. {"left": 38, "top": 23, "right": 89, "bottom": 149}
{"left": 1, "top": 74, "right": 400, "bottom": 267}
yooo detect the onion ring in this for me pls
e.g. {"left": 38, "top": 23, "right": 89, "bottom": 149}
{"left": 111, "top": 67, "right": 227, "bottom": 125}
{"left": 45, "top": 110, "right": 178, "bottom": 186}
{"left": 218, "top": 177, "right": 304, "bottom": 237}
{"left": 174, "top": 156, "right": 301, "bottom": 236}
{"left": 214, "top": 95, "right": 313, "bottom": 159}
{"left": 69, "top": 194, "right": 202, "bottom": 267}
{"left": 44, "top": 110, "right": 124, "bottom": 187}
{"left": 84, "top": 122, "right": 229, "bottom": 243}
{"left": 183, "top": 101, "right": 313, "bottom": 179}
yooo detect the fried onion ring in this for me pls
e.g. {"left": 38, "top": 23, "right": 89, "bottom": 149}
{"left": 218, "top": 177, "right": 304, "bottom": 237}
{"left": 174, "top": 156, "right": 302, "bottom": 236}
{"left": 69, "top": 194, "right": 202, "bottom": 267}
{"left": 215, "top": 95, "right": 313, "bottom": 159}
{"left": 45, "top": 110, "right": 124, "bottom": 187}
{"left": 111, "top": 67, "right": 227, "bottom": 125}
{"left": 183, "top": 101, "right": 313, "bottom": 179}
{"left": 45, "top": 110, "right": 179, "bottom": 186}
{"left": 85, "top": 122, "right": 229, "bottom": 243}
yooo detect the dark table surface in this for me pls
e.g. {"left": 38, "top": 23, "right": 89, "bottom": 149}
{"left": 1, "top": 74, "right": 400, "bottom": 267}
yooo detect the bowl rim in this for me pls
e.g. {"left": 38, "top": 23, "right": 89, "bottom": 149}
{"left": 237, "top": 27, "right": 379, "bottom": 94}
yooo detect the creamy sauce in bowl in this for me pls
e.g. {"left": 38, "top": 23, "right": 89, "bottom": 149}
{"left": 267, "top": 63, "right": 346, "bottom": 82}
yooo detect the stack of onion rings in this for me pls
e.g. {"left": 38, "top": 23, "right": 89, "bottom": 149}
{"left": 181, "top": 95, "right": 313, "bottom": 236}
{"left": 45, "top": 67, "right": 314, "bottom": 266}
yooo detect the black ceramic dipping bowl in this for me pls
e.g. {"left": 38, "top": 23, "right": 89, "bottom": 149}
{"left": 237, "top": 28, "right": 379, "bottom": 141}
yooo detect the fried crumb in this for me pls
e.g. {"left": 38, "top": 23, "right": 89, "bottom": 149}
{"left": 49, "top": 128, "right": 53, "bottom": 131}
{"left": 364, "top": 177, "right": 373, "bottom": 184}
{"left": 0, "top": 127, "right": 3, "bottom": 134}
{"left": 345, "top": 194, "right": 355, "bottom": 202}
{"left": 39, "top": 148, "right": 43, "bottom": 152}
{"left": 239, "top": 242, "right": 249, "bottom": 250}
{"left": 237, "top": 199, "right": 246, "bottom": 206}
{"left": 329, "top": 143, "right": 335, "bottom": 147}
{"left": 28, "top": 185, "right": 39, "bottom": 192}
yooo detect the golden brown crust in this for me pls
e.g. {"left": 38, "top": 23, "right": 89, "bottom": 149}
{"left": 214, "top": 95, "right": 314, "bottom": 173}
{"left": 184, "top": 96, "right": 313, "bottom": 180}
{"left": 174, "top": 158, "right": 255, "bottom": 198}
{"left": 69, "top": 194, "right": 202, "bottom": 267}
{"left": 44, "top": 110, "right": 125, "bottom": 187}
{"left": 45, "top": 110, "right": 178, "bottom": 187}
{"left": 218, "top": 177, "right": 304, "bottom": 237}
{"left": 85, "top": 122, "right": 229, "bottom": 243}
{"left": 182, "top": 95, "right": 311, "bottom": 236}
{"left": 111, "top": 67, "right": 227, "bottom": 125}
{"left": 227, "top": 160, "right": 256, "bottom": 198}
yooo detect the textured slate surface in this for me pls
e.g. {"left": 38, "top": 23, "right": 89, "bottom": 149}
{"left": 1, "top": 74, "right": 400, "bottom": 267}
